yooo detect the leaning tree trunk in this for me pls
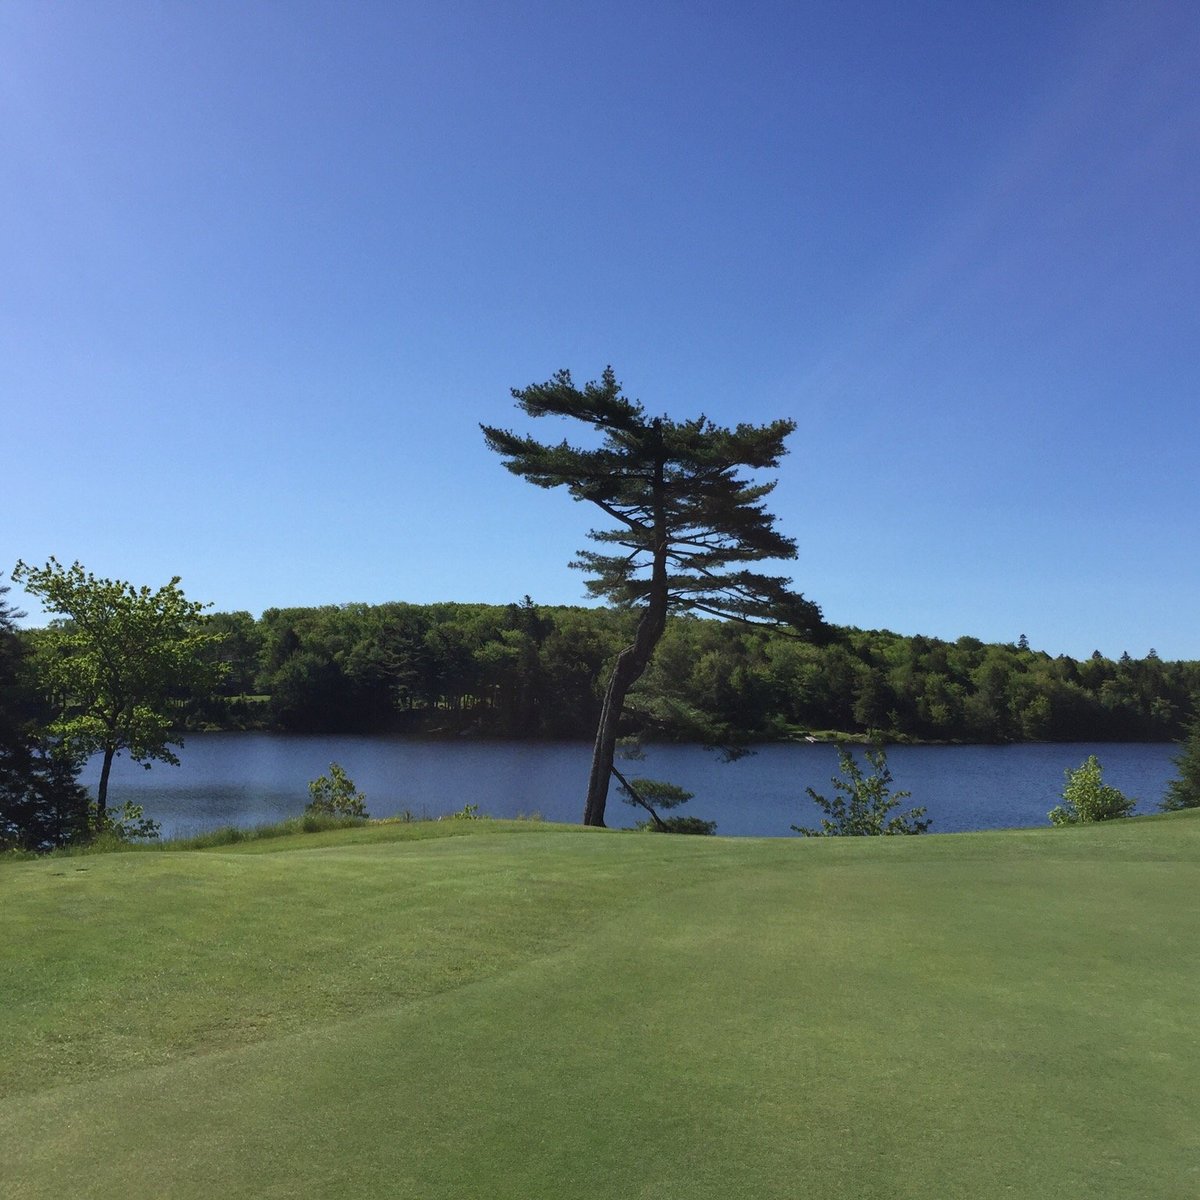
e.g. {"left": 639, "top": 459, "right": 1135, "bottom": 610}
{"left": 609, "top": 763, "right": 668, "bottom": 831}
{"left": 95, "top": 744, "right": 116, "bottom": 825}
{"left": 582, "top": 542, "right": 669, "bottom": 827}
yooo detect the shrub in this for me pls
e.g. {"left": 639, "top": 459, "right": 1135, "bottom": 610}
{"left": 1048, "top": 755, "right": 1135, "bottom": 825}
{"left": 94, "top": 800, "right": 161, "bottom": 842}
{"left": 635, "top": 814, "right": 717, "bottom": 835}
{"left": 306, "top": 763, "right": 368, "bottom": 819}
{"left": 793, "top": 745, "right": 930, "bottom": 836}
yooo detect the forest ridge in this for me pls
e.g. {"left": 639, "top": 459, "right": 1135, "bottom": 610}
{"left": 127, "top": 600, "right": 1200, "bottom": 744}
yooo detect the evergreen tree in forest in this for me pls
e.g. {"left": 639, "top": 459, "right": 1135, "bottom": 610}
{"left": 1160, "top": 715, "right": 1200, "bottom": 811}
{"left": 0, "top": 575, "right": 90, "bottom": 851}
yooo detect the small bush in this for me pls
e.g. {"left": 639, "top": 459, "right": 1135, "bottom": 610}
{"left": 306, "top": 763, "right": 368, "bottom": 819}
{"left": 635, "top": 815, "right": 717, "bottom": 835}
{"left": 1049, "top": 756, "right": 1135, "bottom": 825}
{"left": 442, "top": 803, "right": 484, "bottom": 820}
{"left": 94, "top": 800, "right": 161, "bottom": 842}
{"left": 794, "top": 744, "right": 929, "bottom": 836}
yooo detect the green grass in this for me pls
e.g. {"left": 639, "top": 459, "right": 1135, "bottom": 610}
{"left": 3, "top": 815, "right": 1198, "bottom": 1198}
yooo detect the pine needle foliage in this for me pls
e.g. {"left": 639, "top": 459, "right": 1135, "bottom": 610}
{"left": 1160, "top": 717, "right": 1200, "bottom": 811}
{"left": 482, "top": 367, "right": 823, "bottom": 825}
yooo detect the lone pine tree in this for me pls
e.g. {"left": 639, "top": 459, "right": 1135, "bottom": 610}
{"left": 482, "top": 367, "right": 823, "bottom": 826}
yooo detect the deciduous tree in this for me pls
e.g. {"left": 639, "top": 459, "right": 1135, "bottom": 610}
{"left": 11, "top": 559, "right": 223, "bottom": 819}
{"left": 1048, "top": 755, "right": 1135, "bottom": 825}
{"left": 793, "top": 743, "right": 930, "bottom": 836}
{"left": 482, "top": 367, "right": 823, "bottom": 825}
{"left": 306, "top": 762, "right": 369, "bottom": 818}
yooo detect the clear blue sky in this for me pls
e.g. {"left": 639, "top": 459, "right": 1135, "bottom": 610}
{"left": 3, "top": 1, "right": 1197, "bottom": 659}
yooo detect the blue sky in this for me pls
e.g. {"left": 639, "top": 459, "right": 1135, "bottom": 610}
{"left": 3, "top": 1, "right": 1197, "bottom": 659}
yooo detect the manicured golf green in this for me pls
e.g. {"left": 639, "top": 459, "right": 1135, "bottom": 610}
{"left": 3, "top": 815, "right": 1198, "bottom": 1198}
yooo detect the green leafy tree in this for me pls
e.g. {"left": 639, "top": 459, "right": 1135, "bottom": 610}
{"left": 793, "top": 744, "right": 930, "bottom": 836}
{"left": 11, "top": 558, "right": 223, "bottom": 821}
{"left": 0, "top": 575, "right": 91, "bottom": 851}
{"left": 306, "top": 762, "right": 368, "bottom": 818}
{"left": 1160, "top": 717, "right": 1200, "bottom": 811}
{"left": 93, "top": 800, "right": 160, "bottom": 843}
{"left": 482, "top": 367, "right": 823, "bottom": 826}
{"left": 1048, "top": 755, "right": 1135, "bottom": 825}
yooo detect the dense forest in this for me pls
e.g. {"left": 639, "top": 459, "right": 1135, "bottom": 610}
{"left": 76, "top": 598, "right": 1198, "bottom": 745}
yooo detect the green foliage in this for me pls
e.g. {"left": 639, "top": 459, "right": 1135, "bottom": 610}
{"left": 1048, "top": 755, "right": 1136, "bottom": 825}
{"left": 618, "top": 776, "right": 694, "bottom": 811}
{"left": 0, "top": 574, "right": 91, "bottom": 851}
{"left": 445, "top": 802, "right": 484, "bottom": 820}
{"left": 793, "top": 744, "right": 930, "bottom": 836}
{"left": 191, "top": 598, "right": 1200, "bottom": 747}
{"left": 615, "top": 770, "right": 718, "bottom": 833}
{"left": 1160, "top": 717, "right": 1200, "bottom": 811}
{"left": 483, "top": 366, "right": 823, "bottom": 824}
{"left": 11, "top": 558, "right": 224, "bottom": 817}
{"left": 634, "top": 814, "right": 718, "bottom": 835}
{"left": 0, "top": 739, "right": 91, "bottom": 852}
{"left": 482, "top": 368, "right": 821, "bottom": 630}
{"left": 91, "top": 800, "right": 161, "bottom": 843}
{"left": 306, "top": 762, "right": 369, "bottom": 818}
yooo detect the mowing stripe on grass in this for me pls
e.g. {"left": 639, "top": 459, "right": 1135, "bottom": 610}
{"left": 4, "top": 818, "right": 1199, "bottom": 1197}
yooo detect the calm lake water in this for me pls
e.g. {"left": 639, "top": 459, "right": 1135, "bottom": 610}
{"left": 87, "top": 733, "right": 1181, "bottom": 839}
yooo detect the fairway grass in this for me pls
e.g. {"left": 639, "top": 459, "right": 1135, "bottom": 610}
{"left": 3, "top": 816, "right": 1198, "bottom": 1198}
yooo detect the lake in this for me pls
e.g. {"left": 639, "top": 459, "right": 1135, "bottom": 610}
{"left": 86, "top": 733, "right": 1182, "bottom": 839}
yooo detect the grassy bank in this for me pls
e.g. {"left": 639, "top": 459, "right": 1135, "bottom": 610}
{"left": 3, "top": 815, "right": 1198, "bottom": 1197}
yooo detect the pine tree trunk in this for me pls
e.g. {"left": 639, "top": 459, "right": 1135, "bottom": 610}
{"left": 582, "top": 540, "right": 669, "bottom": 827}
{"left": 583, "top": 647, "right": 646, "bottom": 826}
{"left": 582, "top": 431, "right": 669, "bottom": 828}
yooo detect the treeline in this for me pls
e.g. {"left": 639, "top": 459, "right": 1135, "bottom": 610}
{"left": 175, "top": 599, "right": 1198, "bottom": 743}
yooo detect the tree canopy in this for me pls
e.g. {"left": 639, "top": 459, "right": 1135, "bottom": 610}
{"left": 482, "top": 367, "right": 823, "bottom": 825}
{"left": 54, "top": 598, "right": 1193, "bottom": 748}
{"left": 0, "top": 574, "right": 90, "bottom": 851}
{"left": 11, "top": 559, "right": 223, "bottom": 817}
{"left": 1160, "top": 717, "right": 1200, "bottom": 811}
